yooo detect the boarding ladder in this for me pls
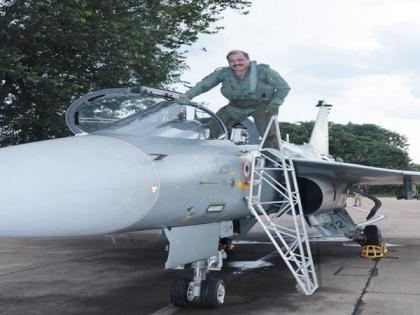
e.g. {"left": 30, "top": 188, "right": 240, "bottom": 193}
{"left": 247, "top": 116, "right": 318, "bottom": 295}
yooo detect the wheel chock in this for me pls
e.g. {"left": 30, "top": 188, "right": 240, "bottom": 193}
{"left": 361, "top": 243, "right": 388, "bottom": 259}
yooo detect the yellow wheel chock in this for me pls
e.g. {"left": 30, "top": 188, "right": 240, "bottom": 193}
{"left": 361, "top": 243, "right": 388, "bottom": 259}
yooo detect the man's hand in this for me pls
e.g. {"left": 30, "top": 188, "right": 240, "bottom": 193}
{"left": 265, "top": 103, "right": 279, "bottom": 115}
{"left": 177, "top": 94, "right": 191, "bottom": 105}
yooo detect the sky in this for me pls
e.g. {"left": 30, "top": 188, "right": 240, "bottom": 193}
{"left": 175, "top": 0, "right": 420, "bottom": 163}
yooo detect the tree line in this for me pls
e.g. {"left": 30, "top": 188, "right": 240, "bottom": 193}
{"left": 280, "top": 121, "right": 415, "bottom": 170}
{"left": 280, "top": 121, "right": 419, "bottom": 196}
{"left": 1, "top": 1, "right": 418, "bottom": 185}
{"left": 0, "top": 0, "right": 251, "bottom": 143}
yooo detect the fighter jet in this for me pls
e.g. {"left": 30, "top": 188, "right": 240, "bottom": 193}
{"left": 1, "top": 86, "right": 419, "bottom": 308}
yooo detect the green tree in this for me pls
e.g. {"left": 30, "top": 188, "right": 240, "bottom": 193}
{"left": 280, "top": 121, "right": 313, "bottom": 145}
{"left": 409, "top": 163, "right": 420, "bottom": 172}
{"left": 280, "top": 121, "right": 412, "bottom": 196}
{"left": 329, "top": 123, "right": 409, "bottom": 169}
{"left": 343, "top": 123, "right": 408, "bottom": 151}
{"left": 0, "top": 0, "right": 250, "bottom": 143}
{"left": 280, "top": 121, "right": 410, "bottom": 170}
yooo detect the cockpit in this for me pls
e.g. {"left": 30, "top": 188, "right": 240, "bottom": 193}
{"left": 65, "top": 87, "right": 228, "bottom": 140}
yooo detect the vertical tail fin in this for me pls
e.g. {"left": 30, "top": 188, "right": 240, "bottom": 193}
{"left": 309, "top": 100, "right": 332, "bottom": 157}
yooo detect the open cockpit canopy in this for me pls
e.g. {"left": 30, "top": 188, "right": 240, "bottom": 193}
{"left": 65, "top": 87, "right": 227, "bottom": 140}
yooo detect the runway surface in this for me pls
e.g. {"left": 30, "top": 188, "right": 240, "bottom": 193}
{"left": 1, "top": 197, "right": 420, "bottom": 314}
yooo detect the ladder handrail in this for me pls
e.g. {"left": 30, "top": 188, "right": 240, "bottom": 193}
{"left": 247, "top": 116, "right": 318, "bottom": 295}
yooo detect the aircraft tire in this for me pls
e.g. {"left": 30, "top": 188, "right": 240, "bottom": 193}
{"left": 364, "top": 225, "right": 382, "bottom": 246}
{"left": 170, "top": 277, "right": 190, "bottom": 307}
{"left": 200, "top": 278, "right": 225, "bottom": 308}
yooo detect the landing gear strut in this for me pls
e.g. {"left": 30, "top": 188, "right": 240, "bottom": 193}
{"left": 170, "top": 253, "right": 226, "bottom": 308}
{"left": 219, "top": 237, "right": 234, "bottom": 259}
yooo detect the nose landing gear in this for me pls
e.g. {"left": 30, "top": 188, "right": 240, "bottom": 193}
{"left": 170, "top": 253, "right": 226, "bottom": 308}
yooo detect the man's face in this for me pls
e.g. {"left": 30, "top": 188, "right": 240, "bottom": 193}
{"left": 227, "top": 53, "right": 250, "bottom": 73}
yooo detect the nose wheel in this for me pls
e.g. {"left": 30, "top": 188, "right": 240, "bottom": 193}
{"left": 201, "top": 278, "right": 225, "bottom": 308}
{"left": 170, "top": 257, "right": 226, "bottom": 308}
{"left": 170, "top": 277, "right": 225, "bottom": 308}
{"left": 170, "top": 277, "right": 190, "bottom": 307}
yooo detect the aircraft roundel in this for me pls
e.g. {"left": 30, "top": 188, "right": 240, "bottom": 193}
{"left": 242, "top": 160, "right": 252, "bottom": 182}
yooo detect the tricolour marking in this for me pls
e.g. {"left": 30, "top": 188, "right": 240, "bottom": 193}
{"left": 241, "top": 160, "right": 252, "bottom": 182}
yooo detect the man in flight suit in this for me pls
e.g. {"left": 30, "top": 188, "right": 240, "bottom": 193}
{"left": 180, "top": 50, "right": 290, "bottom": 147}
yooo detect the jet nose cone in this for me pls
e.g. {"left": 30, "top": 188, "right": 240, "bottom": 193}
{"left": 0, "top": 135, "right": 159, "bottom": 236}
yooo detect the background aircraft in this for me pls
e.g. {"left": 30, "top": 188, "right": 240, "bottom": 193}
{"left": 0, "top": 86, "right": 419, "bottom": 308}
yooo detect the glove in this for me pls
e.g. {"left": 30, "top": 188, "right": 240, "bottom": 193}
{"left": 177, "top": 94, "right": 191, "bottom": 105}
{"left": 265, "top": 103, "right": 279, "bottom": 115}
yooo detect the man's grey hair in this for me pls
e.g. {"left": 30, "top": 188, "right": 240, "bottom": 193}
{"left": 226, "top": 50, "right": 250, "bottom": 60}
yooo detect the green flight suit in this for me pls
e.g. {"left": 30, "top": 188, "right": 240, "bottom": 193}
{"left": 186, "top": 62, "right": 290, "bottom": 147}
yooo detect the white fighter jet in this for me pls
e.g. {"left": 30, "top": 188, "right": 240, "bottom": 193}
{"left": 1, "top": 86, "right": 419, "bottom": 308}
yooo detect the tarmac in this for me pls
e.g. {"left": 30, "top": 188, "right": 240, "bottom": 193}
{"left": 1, "top": 197, "right": 420, "bottom": 314}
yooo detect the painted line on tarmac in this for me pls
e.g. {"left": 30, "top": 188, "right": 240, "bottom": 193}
{"left": 149, "top": 304, "right": 177, "bottom": 315}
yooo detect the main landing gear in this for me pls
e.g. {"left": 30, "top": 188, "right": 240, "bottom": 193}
{"left": 170, "top": 253, "right": 226, "bottom": 308}
{"left": 360, "top": 225, "right": 388, "bottom": 259}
